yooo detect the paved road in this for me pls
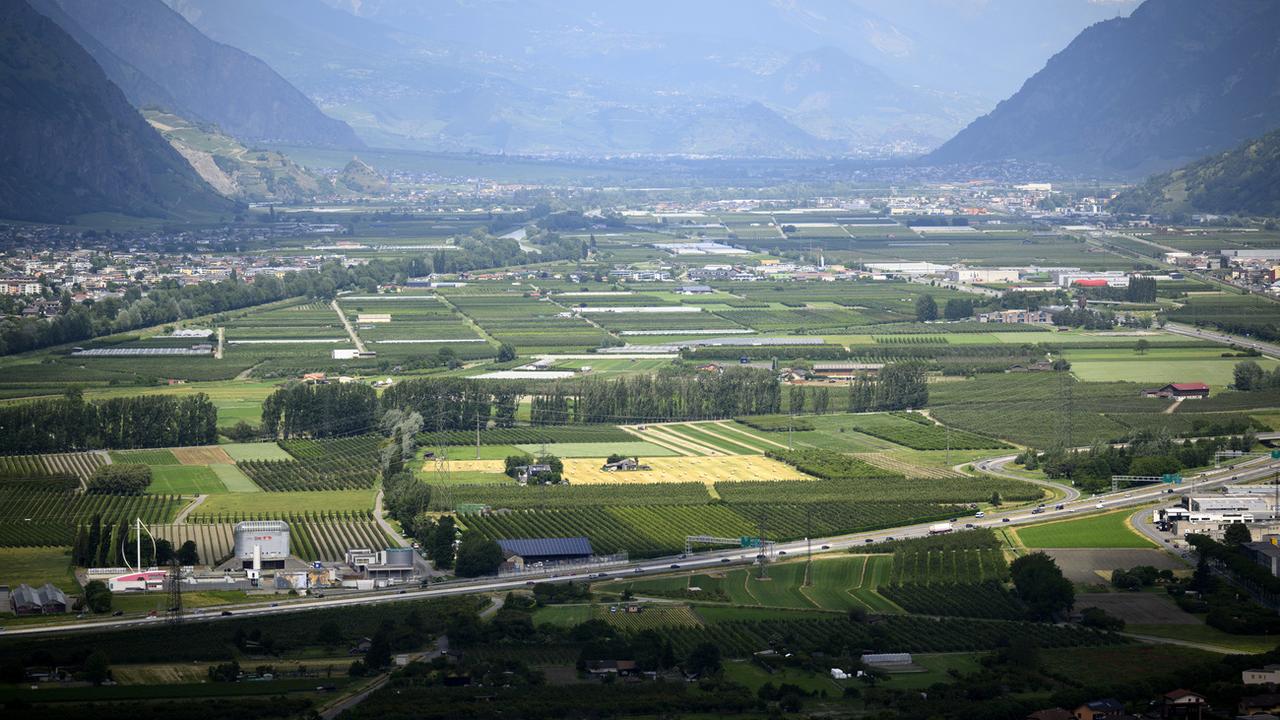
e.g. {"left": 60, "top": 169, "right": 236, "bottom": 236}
{"left": 373, "top": 489, "right": 410, "bottom": 549}
{"left": 976, "top": 454, "right": 1081, "bottom": 504}
{"left": 1164, "top": 322, "right": 1280, "bottom": 361}
{"left": 12, "top": 452, "right": 1279, "bottom": 640}
{"left": 173, "top": 494, "right": 207, "bottom": 525}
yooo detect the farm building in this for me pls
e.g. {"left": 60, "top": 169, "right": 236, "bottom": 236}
{"left": 234, "top": 520, "right": 291, "bottom": 569}
{"left": 860, "top": 653, "right": 912, "bottom": 670}
{"left": 9, "top": 583, "right": 67, "bottom": 615}
{"left": 810, "top": 362, "right": 884, "bottom": 379}
{"left": 498, "top": 537, "right": 593, "bottom": 569}
{"left": 601, "top": 457, "right": 650, "bottom": 472}
{"left": 1143, "top": 382, "right": 1210, "bottom": 399}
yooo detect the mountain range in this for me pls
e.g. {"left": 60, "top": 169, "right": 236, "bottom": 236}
{"left": 0, "top": 0, "right": 232, "bottom": 223}
{"left": 1111, "top": 127, "right": 1280, "bottom": 217}
{"left": 165, "top": 0, "right": 1134, "bottom": 157}
{"left": 29, "top": 0, "right": 361, "bottom": 150}
{"left": 926, "top": 0, "right": 1280, "bottom": 176}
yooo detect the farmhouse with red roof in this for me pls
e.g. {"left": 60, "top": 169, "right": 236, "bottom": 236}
{"left": 1143, "top": 382, "right": 1210, "bottom": 399}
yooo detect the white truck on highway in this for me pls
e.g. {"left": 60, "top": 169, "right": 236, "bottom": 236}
{"left": 928, "top": 523, "right": 954, "bottom": 535}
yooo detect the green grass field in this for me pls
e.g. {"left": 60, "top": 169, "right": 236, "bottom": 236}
{"left": 0, "top": 546, "right": 77, "bottom": 589}
{"left": 531, "top": 604, "right": 593, "bottom": 627}
{"left": 511, "top": 441, "right": 678, "bottom": 458}
{"left": 209, "top": 463, "right": 260, "bottom": 492}
{"left": 147, "top": 465, "right": 227, "bottom": 494}
{"left": 221, "top": 442, "right": 293, "bottom": 462}
{"left": 197, "top": 489, "right": 374, "bottom": 514}
{"left": 1066, "top": 347, "right": 1279, "bottom": 386}
{"left": 1015, "top": 510, "right": 1155, "bottom": 549}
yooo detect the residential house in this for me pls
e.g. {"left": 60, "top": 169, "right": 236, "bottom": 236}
{"left": 1157, "top": 689, "right": 1206, "bottom": 719}
{"left": 1244, "top": 664, "right": 1280, "bottom": 685}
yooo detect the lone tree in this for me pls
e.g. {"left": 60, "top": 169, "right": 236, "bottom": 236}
{"left": 1135, "top": 339, "right": 1150, "bottom": 355}
{"left": 497, "top": 342, "right": 518, "bottom": 362}
{"left": 915, "top": 294, "right": 938, "bottom": 322}
{"left": 1010, "top": 552, "right": 1074, "bottom": 620}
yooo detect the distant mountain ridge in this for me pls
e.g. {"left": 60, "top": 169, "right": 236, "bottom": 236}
{"left": 925, "top": 0, "right": 1280, "bottom": 176}
{"left": 30, "top": 0, "right": 362, "bottom": 150}
{"left": 0, "top": 0, "right": 232, "bottom": 222}
{"left": 1111, "top": 127, "right": 1280, "bottom": 217}
{"left": 164, "top": 0, "right": 1004, "bottom": 157}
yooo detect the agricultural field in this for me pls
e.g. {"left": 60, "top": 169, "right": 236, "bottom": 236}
{"left": 0, "top": 546, "right": 78, "bottom": 589}
{"left": 146, "top": 465, "right": 227, "bottom": 494}
{"left": 241, "top": 435, "right": 382, "bottom": 491}
{"left": 222, "top": 442, "right": 294, "bottom": 462}
{"left": 0, "top": 484, "right": 184, "bottom": 547}
{"left": 509, "top": 441, "right": 677, "bottom": 458}
{"left": 1065, "top": 346, "right": 1279, "bottom": 386}
{"left": 160, "top": 512, "right": 389, "bottom": 567}
{"left": 561, "top": 455, "right": 809, "bottom": 485}
{"left": 0, "top": 451, "right": 106, "bottom": 482}
{"left": 110, "top": 449, "right": 180, "bottom": 465}
{"left": 448, "top": 294, "right": 617, "bottom": 352}
{"left": 1014, "top": 509, "right": 1156, "bottom": 549}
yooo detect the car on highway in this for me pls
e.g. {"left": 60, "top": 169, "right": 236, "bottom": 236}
{"left": 1031, "top": 508, "right": 1044, "bottom": 514}
{"left": 821, "top": 545, "right": 829, "bottom": 550}
{"left": 974, "top": 511, "right": 985, "bottom": 518}
{"left": 720, "top": 557, "right": 730, "bottom": 563}
{"left": 864, "top": 538, "right": 874, "bottom": 543}
{"left": 1002, "top": 517, "right": 1011, "bottom": 523}
{"left": 1054, "top": 504, "right": 1064, "bottom": 510}
{"left": 669, "top": 564, "right": 680, "bottom": 569}
{"left": 526, "top": 580, "right": 536, "bottom": 586}
{"left": 1096, "top": 502, "right": 1105, "bottom": 509}
{"left": 220, "top": 611, "right": 233, "bottom": 616}
{"left": 112, "top": 610, "right": 123, "bottom": 617}
{"left": 778, "top": 550, "right": 787, "bottom": 555}
{"left": 964, "top": 523, "right": 974, "bottom": 529}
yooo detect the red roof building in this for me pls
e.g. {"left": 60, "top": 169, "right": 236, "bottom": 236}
{"left": 1144, "top": 382, "right": 1210, "bottom": 399}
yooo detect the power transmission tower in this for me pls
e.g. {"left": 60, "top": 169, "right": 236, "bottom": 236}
{"left": 166, "top": 557, "right": 183, "bottom": 625}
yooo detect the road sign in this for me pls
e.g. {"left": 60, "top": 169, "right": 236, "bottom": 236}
{"left": 1161, "top": 474, "right": 1182, "bottom": 484}
{"left": 740, "top": 537, "right": 762, "bottom": 548}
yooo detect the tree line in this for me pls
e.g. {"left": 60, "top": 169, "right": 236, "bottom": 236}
{"left": 0, "top": 389, "right": 217, "bottom": 453}
{"left": 532, "top": 367, "right": 781, "bottom": 424}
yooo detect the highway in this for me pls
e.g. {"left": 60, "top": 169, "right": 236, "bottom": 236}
{"left": 8, "top": 451, "right": 1278, "bottom": 640}
{"left": 1164, "top": 321, "right": 1280, "bottom": 361}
